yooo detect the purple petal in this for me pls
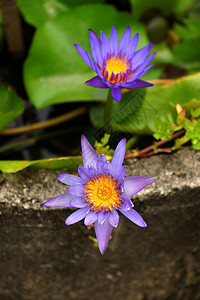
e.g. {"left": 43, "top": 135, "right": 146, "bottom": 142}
{"left": 120, "top": 195, "right": 133, "bottom": 211}
{"left": 100, "top": 31, "right": 110, "bottom": 58}
{"left": 97, "top": 154, "right": 107, "bottom": 171}
{"left": 94, "top": 219, "right": 113, "bottom": 254}
{"left": 111, "top": 139, "right": 126, "bottom": 176}
{"left": 119, "top": 208, "right": 147, "bottom": 227}
{"left": 42, "top": 193, "right": 74, "bottom": 207}
{"left": 74, "top": 44, "right": 93, "bottom": 69}
{"left": 81, "top": 135, "right": 98, "bottom": 168}
{"left": 111, "top": 87, "right": 122, "bottom": 101}
{"left": 98, "top": 211, "right": 109, "bottom": 225}
{"left": 114, "top": 165, "right": 126, "bottom": 179}
{"left": 132, "top": 42, "right": 154, "bottom": 69}
{"left": 57, "top": 174, "right": 83, "bottom": 185}
{"left": 138, "top": 64, "right": 154, "bottom": 78}
{"left": 88, "top": 29, "right": 101, "bottom": 48}
{"left": 109, "top": 26, "right": 118, "bottom": 55}
{"left": 124, "top": 176, "right": 158, "bottom": 197}
{"left": 65, "top": 207, "right": 88, "bottom": 225}
{"left": 109, "top": 210, "right": 119, "bottom": 227}
{"left": 69, "top": 197, "right": 87, "bottom": 208}
{"left": 78, "top": 166, "right": 91, "bottom": 182}
{"left": 89, "top": 36, "right": 103, "bottom": 66}
{"left": 126, "top": 33, "right": 139, "bottom": 57}
{"left": 139, "top": 51, "right": 156, "bottom": 70}
{"left": 119, "top": 26, "right": 131, "bottom": 53}
{"left": 123, "top": 79, "right": 153, "bottom": 89}
{"left": 67, "top": 184, "right": 84, "bottom": 197}
{"left": 84, "top": 210, "right": 98, "bottom": 226}
{"left": 85, "top": 76, "right": 108, "bottom": 88}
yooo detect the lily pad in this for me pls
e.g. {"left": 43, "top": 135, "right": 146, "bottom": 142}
{"left": 16, "top": 0, "right": 104, "bottom": 28}
{"left": 0, "top": 156, "right": 82, "bottom": 173}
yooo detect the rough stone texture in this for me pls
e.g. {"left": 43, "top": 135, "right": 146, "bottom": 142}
{"left": 0, "top": 149, "right": 200, "bottom": 300}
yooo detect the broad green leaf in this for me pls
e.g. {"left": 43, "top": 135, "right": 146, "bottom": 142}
{"left": 16, "top": 0, "right": 104, "bottom": 28}
{"left": 0, "top": 156, "right": 82, "bottom": 173}
{"left": 24, "top": 4, "right": 149, "bottom": 109}
{"left": 90, "top": 73, "right": 200, "bottom": 135}
{"left": 0, "top": 86, "right": 24, "bottom": 131}
{"left": 130, "top": 0, "right": 196, "bottom": 19}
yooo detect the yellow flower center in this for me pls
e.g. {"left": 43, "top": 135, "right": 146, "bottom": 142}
{"left": 102, "top": 55, "right": 132, "bottom": 84}
{"left": 84, "top": 174, "right": 122, "bottom": 212}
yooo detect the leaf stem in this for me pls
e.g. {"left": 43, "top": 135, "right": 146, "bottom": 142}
{"left": 124, "top": 129, "right": 186, "bottom": 159}
{"left": 103, "top": 89, "right": 113, "bottom": 133}
{"left": 0, "top": 106, "right": 87, "bottom": 135}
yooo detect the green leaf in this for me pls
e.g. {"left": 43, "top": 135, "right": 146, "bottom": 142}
{"left": 0, "top": 156, "right": 82, "bottom": 173}
{"left": 16, "top": 0, "right": 104, "bottom": 28}
{"left": 0, "top": 86, "right": 24, "bottom": 131}
{"left": 24, "top": 4, "right": 149, "bottom": 108}
{"left": 90, "top": 73, "right": 200, "bottom": 135}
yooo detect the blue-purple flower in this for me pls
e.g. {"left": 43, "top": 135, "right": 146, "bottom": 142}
{"left": 42, "top": 136, "right": 158, "bottom": 254}
{"left": 74, "top": 26, "right": 156, "bottom": 102}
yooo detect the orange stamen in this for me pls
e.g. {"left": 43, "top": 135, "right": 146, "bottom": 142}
{"left": 102, "top": 55, "right": 132, "bottom": 84}
{"left": 84, "top": 174, "right": 121, "bottom": 212}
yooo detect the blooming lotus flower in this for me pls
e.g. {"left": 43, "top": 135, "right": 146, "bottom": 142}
{"left": 42, "top": 136, "right": 158, "bottom": 254}
{"left": 74, "top": 26, "right": 156, "bottom": 102}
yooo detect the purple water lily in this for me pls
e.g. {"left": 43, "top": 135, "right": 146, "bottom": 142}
{"left": 74, "top": 26, "right": 156, "bottom": 102}
{"left": 42, "top": 136, "right": 158, "bottom": 254}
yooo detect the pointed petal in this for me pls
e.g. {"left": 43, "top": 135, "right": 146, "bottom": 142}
{"left": 65, "top": 207, "right": 88, "bottom": 225}
{"left": 109, "top": 210, "right": 119, "bottom": 227}
{"left": 109, "top": 26, "right": 118, "bottom": 55}
{"left": 88, "top": 29, "right": 101, "bottom": 48}
{"left": 119, "top": 208, "right": 147, "bottom": 227}
{"left": 120, "top": 195, "right": 133, "bottom": 211}
{"left": 81, "top": 135, "right": 98, "bottom": 168}
{"left": 57, "top": 174, "right": 83, "bottom": 185}
{"left": 123, "top": 79, "right": 153, "bottom": 89}
{"left": 124, "top": 176, "right": 158, "bottom": 197}
{"left": 111, "top": 87, "right": 122, "bottom": 101}
{"left": 42, "top": 193, "right": 74, "bottom": 207}
{"left": 111, "top": 139, "right": 126, "bottom": 176}
{"left": 114, "top": 165, "right": 126, "bottom": 179}
{"left": 132, "top": 42, "right": 154, "bottom": 69}
{"left": 74, "top": 44, "right": 94, "bottom": 69}
{"left": 100, "top": 31, "right": 110, "bottom": 58}
{"left": 126, "top": 33, "right": 139, "bottom": 57}
{"left": 84, "top": 210, "right": 98, "bottom": 226}
{"left": 97, "top": 154, "right": 107, "bottom": 171}
{"left": 94, "top": 219, "right": 113, "bottom": 254}
{"left": 89, "top": 36, "right": 103, "bottom": 66}
{"left": 98, "top": 211, "right": 109, "bottom": 225}
{"left": 78, "top": 166, "right": 91, "bottom": 182}
{"left": 85, "top": 76, "right": 108, "bottom": 88}
{"left": 119, "top": 26, "right": 131, "bottom": 52}
{"left": 67, "top": 184, "right": 84, "bottom": 197}
{"left": 69, "top": 197, "right": 87, "bottom": 208}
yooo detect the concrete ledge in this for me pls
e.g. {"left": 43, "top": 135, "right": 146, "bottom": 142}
{"left": 0, "top": 149, "right": 200, "bottom": 300}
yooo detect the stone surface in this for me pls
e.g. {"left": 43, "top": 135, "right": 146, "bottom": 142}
{"left": 0, "top": 149, "right": 200, "bottom": 300}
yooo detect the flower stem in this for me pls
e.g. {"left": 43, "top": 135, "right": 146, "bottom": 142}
{"left": 103, "top": 89, "right": 114, "bottom": 133}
